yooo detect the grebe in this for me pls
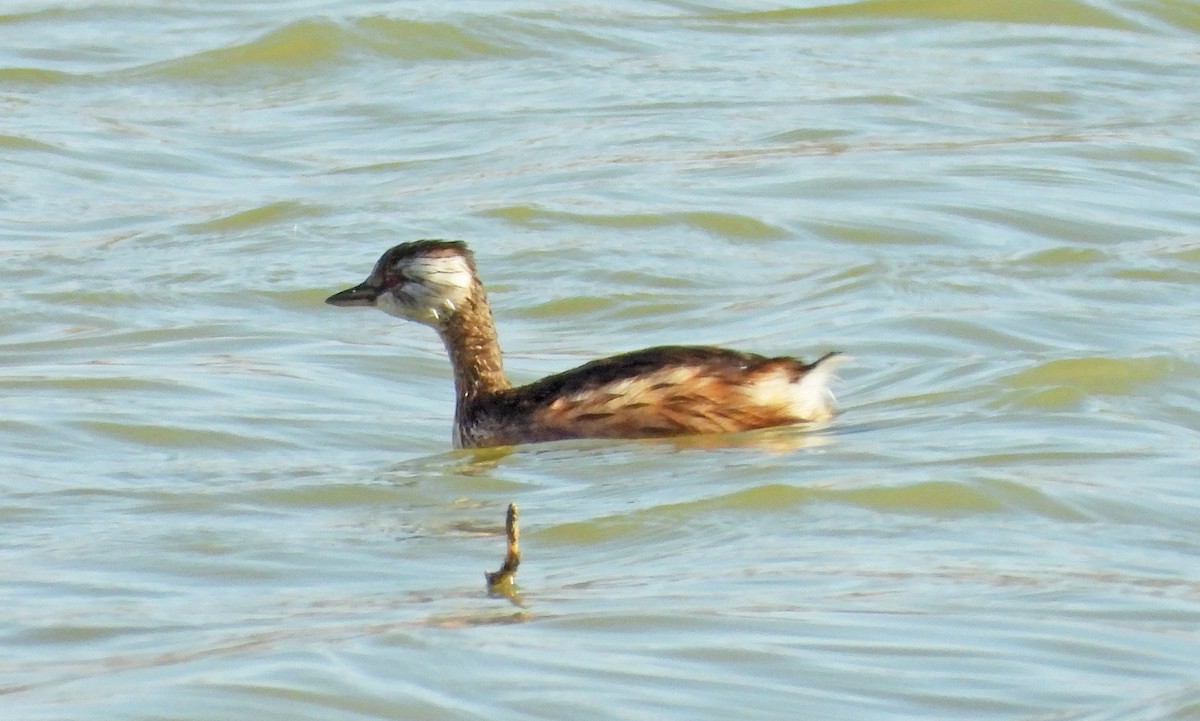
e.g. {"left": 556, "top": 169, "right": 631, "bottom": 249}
{"left": 326, "top": 240, "right": 846, "bottom": 449}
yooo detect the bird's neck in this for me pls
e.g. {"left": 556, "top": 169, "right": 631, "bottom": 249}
{"left": 438, "top": 282, "right": 511, "bottom": 417}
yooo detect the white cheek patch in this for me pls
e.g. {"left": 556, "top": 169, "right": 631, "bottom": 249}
{"left": 375, "top": 254, "right": 474, "bottom": 326}
{"left": 409, "top": 255, "right": 474, "bottom": 290}
{"left": 412, "top": 256, "right": 473, "bottom": 312}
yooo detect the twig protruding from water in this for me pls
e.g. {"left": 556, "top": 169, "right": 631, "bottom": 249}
{"left": 485, "top": 503, "right": 520, "bottom": 590}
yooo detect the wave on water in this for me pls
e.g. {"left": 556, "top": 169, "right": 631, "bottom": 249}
{"left": 129, "top": 16, "right": 535, "bottom": 83}
{"left": 700, "top": 0, "right": 1194, "bottom": 33}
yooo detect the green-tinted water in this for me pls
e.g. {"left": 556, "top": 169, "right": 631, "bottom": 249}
{"left": 4, "top": 2, "right": 1200, "bottom": 719}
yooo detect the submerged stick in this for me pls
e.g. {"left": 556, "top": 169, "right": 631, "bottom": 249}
{"left": 485, "top": 503, "right": 520, "bottom": 589}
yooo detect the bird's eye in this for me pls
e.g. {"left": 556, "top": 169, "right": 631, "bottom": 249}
{"left": 384, "top": 268, "right": 407, "bottom": 286}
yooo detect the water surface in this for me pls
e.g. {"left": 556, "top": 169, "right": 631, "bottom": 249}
{"left": 3, "top": 1, "right": 1200, "bottom": 719}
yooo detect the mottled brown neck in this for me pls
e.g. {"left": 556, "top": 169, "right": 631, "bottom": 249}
{"left": 438, "top": 282, "right": 511, "bottom": 416}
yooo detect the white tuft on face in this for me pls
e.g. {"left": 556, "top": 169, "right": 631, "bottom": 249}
{"left": 376, "top": 252, "right": 475, "bottom": 327}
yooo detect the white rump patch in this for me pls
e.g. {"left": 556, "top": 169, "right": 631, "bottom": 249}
{"left": 751, "top": 353, "right": 849, "bottom": 422}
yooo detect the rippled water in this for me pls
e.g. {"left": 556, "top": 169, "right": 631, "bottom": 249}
{"left": 4, "top": 1, "right": 1200, "bottom": 719}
